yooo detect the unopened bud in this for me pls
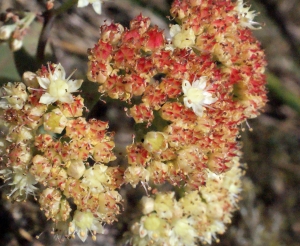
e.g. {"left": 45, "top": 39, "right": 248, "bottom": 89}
{"left": 0, "top": 24, "right": 15, "bottom": 40}
{"left": 10, "top": 38, "right": 23, "bottom": 51}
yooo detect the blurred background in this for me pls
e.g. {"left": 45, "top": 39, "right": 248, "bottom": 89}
{"left": 0, "top": 0, "right": 299, "bottom": 245}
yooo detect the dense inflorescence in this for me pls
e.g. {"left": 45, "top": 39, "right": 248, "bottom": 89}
{"left": 130, "top": 156, "right": 243, "bottom": 245}
{"left": 0, "top": 0, "right": 267, "bottom": 245}
{"left": 86, "top": 0, "right": 267, "bottom": 244}
{"left": 0, "top": 63, "right": 123, "bottom": 242}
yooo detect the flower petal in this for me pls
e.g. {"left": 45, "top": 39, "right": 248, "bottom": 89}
{"left": 39, "top": 93, "right": 56, "bottom": 105}
{"left": 193, "top": 77, "right": 207, "bottom": 90}
{"left": 91, "top": 220, "right": 103, "bottom": 233}
{"left": 67, "top": 79, "right": 83, "bottom": 93}
{"left": 52, "top": 63, "right": 66, "bottom": 80}
{"left": 77, "top": 0, "right": 89, "bottom": 8}
{"left": 183, "top": 97, "right": 192, "bottom": 108}
{"left": 92, "top": 1, "right": 102, "bottom": 14}
{"left": 77, "top": 229, "right": 88, "bottom": 242}
{"left": 203, "top": 92, "right": 217, "bottom": 104}
{"left": 193, "top": 105, "right": 204, "bottom": 117}
{"left": 59, "top": 94, "right": 74, "bottom": 104}
{"left": 170, "top": 24, "right": 181, "bottom": 38}
{"left": 182, "top": 79, "right": 191, "bottom": 94}
{"left": 37, "top": 77, "right": 50, "bottom": 89}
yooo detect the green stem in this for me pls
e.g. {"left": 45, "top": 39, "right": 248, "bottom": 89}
{"left": 267, "top": 72, "right": 300, "bottom": 115}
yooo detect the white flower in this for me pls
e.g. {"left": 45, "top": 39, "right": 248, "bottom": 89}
{"left": 169, "top": 24, "right": 195, "bottom": 49}
{"left": 235, "top": 0, "right": 261, "bottom": 29}
{"left": 37, "top": 63, "right": 83, "bottom": 105}
{"left": 172, "top": 218, "right": 198, "bottom": 245}
{"left": 182, "top": 77, "right": 217, "bottom": 117}
{"left": 0, "top": 168, "right": 38, "bottom": 200}
{"left": 77, "top": 0, "right": 102, "bottom": 14}
{"left": 0, "top": 82, "right": 28, "bottom": 110}
{"left": 69, "top": 210, "right": 103, "bottom": 242}
{"left": 82, "top": 164, "right": 110, "bottom": 193}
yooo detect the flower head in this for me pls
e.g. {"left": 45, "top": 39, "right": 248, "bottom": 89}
{"left": 182, "top": 77, "right": 217, "bottom": 117}
{"left": 37, "top": 63, "right": 83, "bottom": 105}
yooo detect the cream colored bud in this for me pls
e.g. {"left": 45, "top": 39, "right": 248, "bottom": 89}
{"left": 73, "top": 210, "right": 93, "bottom": 228}
{"left": 23, "top": 71, "right": 39, "bottom": 88}
{"left": 39, "top": 188, "right": 61, "bottom": 218}
{"left": 143, "top": 214, "right": 162, "bottom": 231}
{"left": 124, "top": 166, "right": 149, "bottom": 188}
{"left": 82, "top": 164, "right": 110, "bottom": 193}
{"left": 44, "top": 108, "right": 68, "bottom": 134}
{"left": 173, "top": 218, "right": 197, "bottom": 244}
{"left": 31, "top": 155, "right": 52, "bottom": 182}
{"left": 141, "top": 196, "right": 154, "bottom": 214}
{"left": 143, "top": 131, "right": 167, "bottom": 153}
{"left": 6, "top": 125, "right": 34, "bottom": 143}
{"left": 154, "top": 192, "right": 175, "bottom": 219}
{"left": 10, "top": 38, "right": 23, "bottom": 51}
{"left": 0, "top": 24, "right": 15, "bottom": 40}
{"left": 67, "top": 160, "right": 86, "bottom": 179}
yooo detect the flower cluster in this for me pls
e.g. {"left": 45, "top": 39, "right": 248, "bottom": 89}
{"left": 0, "top": 63, "right": 122, "bottom": 242}
{"left": 0, "top": 0, "right": 267, "bottom": 244}
{"left": 87, "top": 0, "right": 266, "bottom": 183}
{"left": 130, "top": 156, "right": 242, "bottom": 245}
{"left": 87, "top": 0, "right": 267, "bottom": 244}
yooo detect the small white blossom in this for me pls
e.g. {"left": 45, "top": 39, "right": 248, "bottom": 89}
{"left": 182, "top": 77, "right": 217, "bottom": 117}
{"left": 170, "top": 24, "right": 195, "bottom": 49}
{"left": 235, "top": 0, "right": 261, "bottom": 29}
{"left": 69, "top": 210, "right": 103, "bottom": 242}
{"left": 77, "top": 0, "right": 102, "bottom": 14}
{"left": 37, "top": 63, "right": 83, "bottom": 105}
{"left": 0, "top": 82, "right": 28, "bottom": 110}
{"left": 0, "top": 168, "right": 38, "bottom": 200}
